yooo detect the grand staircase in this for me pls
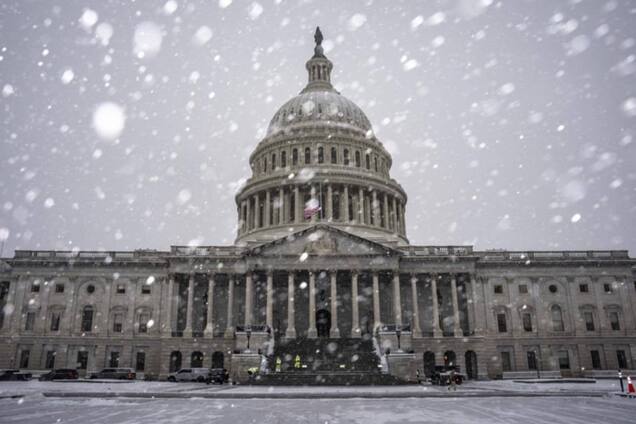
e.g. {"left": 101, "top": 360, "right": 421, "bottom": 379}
{"left": 250, "top": 336, "right": 408, "bottom": 386}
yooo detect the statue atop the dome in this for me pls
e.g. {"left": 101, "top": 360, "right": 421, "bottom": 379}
{"left": 313, "top": 26, "right": 325, "bottom": 57}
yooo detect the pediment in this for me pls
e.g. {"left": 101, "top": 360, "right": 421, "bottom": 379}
{"left": 248, "top": 225, "right": 401, "bottom": 258}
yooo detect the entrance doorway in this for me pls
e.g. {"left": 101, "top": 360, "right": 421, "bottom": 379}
{"left": 465, "top": 351, "right": 478, "bottom": 379}
{"left": 316, "top": 309, "right": 331, "bottom": 337}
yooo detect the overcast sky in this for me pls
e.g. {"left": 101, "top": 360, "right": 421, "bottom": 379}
{"left": 1, "top": 0, "right": 635, "bottom": 256}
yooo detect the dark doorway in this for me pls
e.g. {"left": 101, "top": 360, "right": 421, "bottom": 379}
{"left": 465, "top": 350, "right": 478, "bottom": 379}
{"left": 423, "top": 351, "right": 436, "bottom": 378}
{"left": 170, "top": 351, "right": 182, "bottom": 372}
{"left": 191, "top": 351, "right": 203, "bottom": 367}
{"left": 316, "top": 309, "right": 331, "bottom": 337}
{"left": 212, "top": 351, "right": 224, "bottom": 369}
{"left": 444, "top": 350, "right": 456, "bottom": 367}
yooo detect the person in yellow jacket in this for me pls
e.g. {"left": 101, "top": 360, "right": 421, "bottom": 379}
{"left": 275, "top": 356, "right": 282, "bottom": 373}
{"left": 294, "top": 354, "right": 301, "bottom": 369}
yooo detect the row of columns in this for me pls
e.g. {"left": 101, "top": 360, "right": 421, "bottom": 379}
{"left": 165, "top": 272, "right": 469, "bottom": 339}
{"left": 238, "top": 184, "right": 406, "bottom": 235}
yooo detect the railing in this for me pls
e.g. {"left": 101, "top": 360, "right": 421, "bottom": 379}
{"left": 477, "top": 250, "right": 629, "bottom": 261}
{"left": 378, "top": 324, "right": 411, "bottom": 333}
{"left": 14, "top": 250, "right": 169, "bottom": 259}
{"left": 404, "top": 246, "right": 474, "bottom": 256}
{"left": 235, "top": 325, "right": 270, "bottom": 333}
{"left": 171, "top": 331, "right": 183, "bottom": 338}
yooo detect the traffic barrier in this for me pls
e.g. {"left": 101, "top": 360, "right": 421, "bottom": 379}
{"left": 628, "top": 376, "right": 635, "bottom": 394}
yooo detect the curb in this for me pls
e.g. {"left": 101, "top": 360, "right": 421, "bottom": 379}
{"left": 41, "top": 391, "right": 608, "bottom": 400}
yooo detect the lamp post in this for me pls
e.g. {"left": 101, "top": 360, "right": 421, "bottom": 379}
{"left": 246, "top": 326, "right": 252, "bottom": 352}
{"left": 396, "top": 327, "right": 402, "bottom": 352}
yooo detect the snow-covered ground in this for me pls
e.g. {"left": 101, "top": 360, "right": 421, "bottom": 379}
{"left": 1, "top": 395, "right": 635, "bottom": 423}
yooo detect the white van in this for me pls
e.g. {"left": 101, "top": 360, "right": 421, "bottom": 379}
{"left": 167, "top": 368, "right": 209, "bottom": 382}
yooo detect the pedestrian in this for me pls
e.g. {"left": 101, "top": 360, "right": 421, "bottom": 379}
{"left": 448, "top": 369, "right": 457, "bottom": 391}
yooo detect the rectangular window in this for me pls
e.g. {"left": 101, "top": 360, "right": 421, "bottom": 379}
{"left": 522, "top": 313, "right": 533, "bottom": 332}
{"left": 25, "top": 312, "right": 35, "bottom": 331}
{"left": 584, "top": 312, "right": 595, "bottom": 331}
{"left": 55, "top": 283, "right": 64, "bottom": 293}
{"left": 141, "top": 285, "right": 151, "bottom": 294}
{"left": 609, "top": 312, "right": 620, "bottom": 331}
{"left": 494, "top": 285, "right": 503, "bottom": 294}
{"left": 0, "top": 281, "right": 9, "bottom": 300}
{"left": 138, "top": 313, "right": 149, "bottom": 333}
{"left": 45, "top": 350, "right": 56, "bottom": 369}
{"left": 136, "top": 352, "right": 146, "bottom": 372}
{"left": 604, "top": 283, "right": 612, "bottom": 293}
{"left": 558, "top": 350, "right": 570, "bottom": 369}
{"left": 77, "top": 351, "right": 88, "bottom": 370}
{"left": 579, "top": 284, "right": 589, "bottom": 293}
{"left": 518, "top": 284, "right": 528, "bottom": 294}
{"left": 501, "top": 352, "right": 512, "bottom": 372}
{"left": 116, "top": 284, "right": 126, "bottom": 294}
{"left": 50, "top": 312, "right": 61, "bottom": 332}
{"left": 19, "top": 350, "right": 30, "bottom": 368}
{"left": 617, "top": 350, "right": 628, "bottom": 369}
{"left": 109, "top": 351, "right": 120, "bottom": 368}
{"left": 527, "top": 351, "right": 537, "bottom": 370}
{"left": 497, "top": 313, "right": 507, "bottom": 333}
{"left": 31, "top": 282, "right": 40, "bottom": 293}
{"left": 590, "top": 350, "right": 601, "bottom": 370}
{"left": 113, "top": 313, "right": 123, "bottom": 333}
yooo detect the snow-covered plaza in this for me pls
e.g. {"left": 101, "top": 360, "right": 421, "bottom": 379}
{"left": 1, "top": 380, "right": 635, "bottom": 423}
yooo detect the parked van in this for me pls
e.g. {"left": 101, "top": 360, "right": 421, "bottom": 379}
{"left": 167, "top": 368, "right": 209, "bottom": 382}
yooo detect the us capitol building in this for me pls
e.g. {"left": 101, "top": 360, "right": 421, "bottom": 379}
{"left": 1, "top": 29, "right": 635, "bottom": 383}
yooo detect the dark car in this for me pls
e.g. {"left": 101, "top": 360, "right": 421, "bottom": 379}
{"left": 430, "top": 365, "right": 464, "bottom": 386}
{"left": 0, "top": 369, "right": 32, "bottom": 381}
{"left": 206, "top": 368, "right": 229, "bottom": 385}
{"left": 90, "top": 368, "right": 136, "bottom": 380}
{"left": 39, "top": 368, "right": 79, "bottom": 381}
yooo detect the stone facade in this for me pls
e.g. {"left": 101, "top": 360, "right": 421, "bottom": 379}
{"left": 1, "top": 29, "right": 635, "bottom": 381}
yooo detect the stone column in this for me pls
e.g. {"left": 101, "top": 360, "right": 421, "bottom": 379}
{"left": 330, "top": 271, "right": 340, "bottom": 338}
{"left": 431, "top": 274, "right": 442, "bottom": 337}
{"left": 279, "top": 187, "right": 285, "bottom": 224}
{"left": 343, "top": 185, "right": 349, "bottom": 222}
{"left": 451, "top": 274, "right": 462, "bottom": 337}
{"left": 358, "top": 187, "right": 365, "bottom": 224}
{"left": 183, "top": 274, "right": 195, "bottom": 337}
{"left": 245, "top": 198, "right": 251, "bottom": 231}
{"left": 392, "top": 196, "right": 398, "bottom": 231}
{"left": 204, "top": 274, "right": 215, "bottom": 337}
{"left": 308, "top": 271, "right": 317, "bottom": 338}
{"left": 373, "top": 271, "right": 381, "bottom": 330}
{"left": 264, "top": 190, "right": 271, "bottom": 227}
{"left": 224, "top": 275, "right": 235, "bottom": 338}
{"left": 383, "top": 193, "right": 390, "bottom": 229}
{"left": 392, "top": 272, "right": 402, "bottom": 325}
{"left": 266, "top": 271, "right": 274, "bottom": 330}
{"left": 326, "top": 185, "right": 333, "bottom": 221}
{"left": 310, "top": 186, "right": 317, "bottom": 223}
{"left": 372, "top": 190, "right": 379, "bottom": 226}
{"left": 351, "top": 272, "right": 361, "bottom": 337}
{"left": 245, "top": 273, "right": 253, "bottom": 326}
{"left": 469, "top": 275, "right": 483, "bottom": 336}
{"left": 286, "top": 272, "right": 296, "bottom": 338}
{"left": 294, "top": 186, "right": 301, "bottom": 223}
{"left": 410, "top": 274, "right": 422, "bottom": 337}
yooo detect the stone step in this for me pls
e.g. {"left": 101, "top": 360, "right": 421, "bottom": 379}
{"left": 249, "top": 371, "right": 409, "bottom": 386}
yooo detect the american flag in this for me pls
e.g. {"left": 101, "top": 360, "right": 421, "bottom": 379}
{"left": 304, "top": 198, "right": 321, "bottom": 219}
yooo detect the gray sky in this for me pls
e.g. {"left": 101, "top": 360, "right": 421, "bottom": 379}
{"left": 1, "top": 0, "right": 635, "bottom": 256}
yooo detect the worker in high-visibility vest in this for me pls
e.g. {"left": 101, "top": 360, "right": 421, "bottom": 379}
{"left": 294, "top": 354, "right": 301, "bottom": 369}
{"left": 275, "top": 356, "right": 282, "bottom": 373}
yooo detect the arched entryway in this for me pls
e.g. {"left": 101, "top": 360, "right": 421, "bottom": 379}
{"left": 169, "top": 351, "right": 182, "bottom": 372}
{"left": 423, "top": 351, "right": 436, "bottom": 378}
{"left": 444, "top": 350, "right": 456, "bottom": 367}
{"left": 316, "top": 309, "right": 331, "bottom": 337}
{"left": 211, "top": 351, "right": 224, "bottom": 369}
{"left": 191, "top": 351, "right": 203, "bottom": 368}
{"left": 465, "top": 350, "right": 478, "bottom": 379}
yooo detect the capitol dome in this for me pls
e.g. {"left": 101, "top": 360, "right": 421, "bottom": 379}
{"left": 235, "top": 27, "right": 408, "bottom": 247}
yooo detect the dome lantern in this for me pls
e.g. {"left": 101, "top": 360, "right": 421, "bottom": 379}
{"left": 301, "top": 27, "right": 334, "bottom": 94}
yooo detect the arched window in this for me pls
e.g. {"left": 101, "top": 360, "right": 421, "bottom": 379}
{"left": 170, "top": 351, "right": 182, "bottom": 372}
{"left": 262, "top": 158, "right": 267, "bottom": 174}
{"left": 292, "top": 148, "right": 298, "bottom": 166}
{"left": 365, "top": 154, "right": 370, "bottom": 169}
{"left": 318, "top": 146, "right": 324, "bottom": 163}
{"left": 551, "top": 305, "right": 564, "bottom": 331}
{"left": 271, "top": 153, "right": 276, "bottom": 171}
{"left": 355, "top": 151, "right": 361, "bottom": 167}
{"left": 330, "top": 147, "right": 337, "bottom": 164}
{"left": 81, "top": 306, "right": 94, "bottom": 332}
{"left": 212, "top": 351, "right": 224, "bottom": 369}
{"left": 191, "top": 351, "right": 204, "bottom": 368}
{"left": 304, "top": 147, "right": 311, "bottom": 164}
{"left": 444, "top": 350, "right": 456, "bottom": 367}
{"left": 281, "top": 151, "right": 287, "bottom": 167}
{"left": 343, "top": 149, "right": 350, "bottom": 165}
{"left": 374, "top": 156, "right": 378, "bottom": 172}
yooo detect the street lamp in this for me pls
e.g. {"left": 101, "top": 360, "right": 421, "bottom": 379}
{"left": 246, "top": 326, "right": 252, "bottom": 352}
{"left": 396, "top": 327, "right": 402, "bottom": 352}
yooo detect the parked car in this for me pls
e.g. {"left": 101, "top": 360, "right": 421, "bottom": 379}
{"left": 430, "top": 365, "right": 464, "bottom": 386}
{"left": 39, "top": 369, "right": 79, "bottom": 381}
{"left": 167, "top": 368, "right": 210, "bottom": 382}
{"left": 206, "top": 368, "right": 229, "bottom": 385}
{"left": 90, "top": 368, "right": 136, "bottom": 380}
{"left": 0, "top": 369, "right": 32, "bottom": 381}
